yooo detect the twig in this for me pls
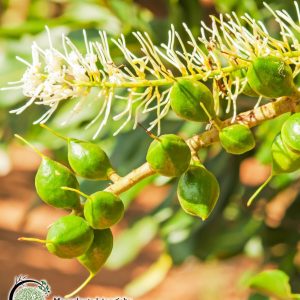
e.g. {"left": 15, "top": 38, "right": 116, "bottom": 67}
{"left": 105, "top": 163, "right": 155, "bottom": 195}
{"left": 106, "top": 96, "right": 299, "bottom": 195}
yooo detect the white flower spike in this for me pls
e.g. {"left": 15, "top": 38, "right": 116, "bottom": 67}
{"left": 3, "top": 2, "right": 300, "bottom": 138}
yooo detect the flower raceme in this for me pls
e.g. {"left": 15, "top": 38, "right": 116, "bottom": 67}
{"left": 2, "top": 2, "right": 300, "bottom": 138}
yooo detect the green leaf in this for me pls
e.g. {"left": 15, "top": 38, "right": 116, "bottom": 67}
{"left": 105, "top": 217, "right": 158, "bottom": 269}
{"left": 109, "top": 0, "right": 152, "bottom": 33}
{"left": 63, "top": 2, "right": 121, "bottom": 34}
{"left": 160, "top": 208, "right": 200, "bottom": 264}
{"left": 248, "top": 293, "right": 269, "bottom": 300}
{"left": 248, "top": 270, "right": 292, "bottom": 300}
{"left": 124, "top": 253, "right": 172, "bottom": 297}
{"left": 194, "top": 217, "right": 262, "bottom": 260}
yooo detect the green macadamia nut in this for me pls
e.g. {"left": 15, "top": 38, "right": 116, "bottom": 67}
{"left": 46, "top": 215, "right": 94, "bottom": 259}
{"left": 78, "top": 229, "right": 113, "bottom": 274}
{"left": 271, "top": 133, "right": 300, "bottom": 175}
{"left": 146, "top": 134, "right": 191, "bottom": 177}
{"left": 35, "top": 158, "right": 80, "bottom": 210}
{"left": 84, "top": 191, "right": 124, "bottom": 229}
{"left": 177, "top": 163, "right": 220, "bottom": 220}
{"left": 247, "top": 56, "right": 295, "bottom": 98}
{"left": 219, "top": 124, "right": 255, "bottom": 155}
{"left": 170, "top": 78, "right": 216, "bottom": 122}
{"left": 281, "top": 113, "right": 300, "bottom": 152}
{"left": 231, "top": 69, "right": 258, "bottom": 97}
{"left": 39, "top": 124, "right": 114, "bottom": 181}
{"left": 68, "top": 139, "right": 114, "bottom": 180}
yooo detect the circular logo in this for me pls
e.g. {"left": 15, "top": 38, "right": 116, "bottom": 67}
{"left": 9, "top": 276, "right": 51, "bottom": 300}
{"left": 13, "top": 286, "right": 45, "bottom": 300}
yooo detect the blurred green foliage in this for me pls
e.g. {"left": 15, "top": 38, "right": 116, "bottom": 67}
{"left": 247, "top": 269, "right": 300, "bottom": 299}
{"left": 1, "top": 0, "right": 300, "bottom": 298}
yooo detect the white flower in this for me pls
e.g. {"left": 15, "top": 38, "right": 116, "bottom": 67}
{"left": 1, "top": 2, "right": 300, "bottom": 137}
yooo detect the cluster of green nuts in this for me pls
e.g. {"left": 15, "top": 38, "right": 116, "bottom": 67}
{"left": 248, "top": 112, "right": 300, "bottom": 206}
{"left": 169, "top": 78, "right": 256, "bottom": 156}
{"left": 146, "top": 133, "right": 220, "bottom": 220}
{"left": 16, "top": 128, "right": 123, "bottom": 298}
{"left": 15, "top": 54, "right": 300, "bottom": 297}
{"left": 167, "top": 55, "right": 299, "bottom": 209}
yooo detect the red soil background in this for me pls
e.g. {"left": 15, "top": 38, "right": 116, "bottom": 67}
{"left": 0, "top": 144, "right": 264, "bottom": 299}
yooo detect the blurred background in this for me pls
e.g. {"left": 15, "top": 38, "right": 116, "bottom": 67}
{"left": 1, "top": 0, "right": 300, "bottom": 299}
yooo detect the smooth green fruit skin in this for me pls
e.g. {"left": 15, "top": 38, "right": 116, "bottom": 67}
{"left": 170, "top": 78, "right": 215, "bottom": 122}
{"left": 84, "top": 191, "right": 124, "bottom": 229}
{"left": 271, "top": 134, "right": 300, "bottom": 175}
{"left": 146, "top": 134, "right": 191, "bottom": 177}
{"left": 281, "top": 113, "right": 300, "bottom": 152}
{"left": 35, "top": 158, "right": 80, "bottom": 209}
{"left": 177, "top": 164, "right": 220, "bottom": 220}
{"left": 219, "top": 124, "right": 255, "bottom": 155}
{"left": 247, "top": 56, "right": 295, "bottom": 98}
{"left": 78, "top": 229, "right": 113, "bottom": 274}
{"left": 231, "top": 69, "right": 258, "bottom": 97}
{"left": 46, "top": 215, "right": 94, "bottom": 259}
{"left": 68, "top": 140, "right": 113, "bottom": 180}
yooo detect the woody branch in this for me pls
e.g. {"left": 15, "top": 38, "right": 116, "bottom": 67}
{"left": 105, "top": 95, "right": 300, "bottom": 195}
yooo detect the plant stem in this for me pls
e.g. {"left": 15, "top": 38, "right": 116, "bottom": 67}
{"left": 77, "top": 64, "right": 249, "bottom": 89}
{"left": 247, "top": 175, "right": 273, "bottom": 206}
{"left": 73, "top": 50, "right": 300, "bottom": 90}
{"left": 61, "top": 186, "right": 90, "bottom": 199}
{"left": 64, "top": 272, "right": 95, "bottom": 299}
{"left": 199, "top": 102, "right": 222, "bottom": 131}
{"left": 18, "top": 237, "right": 50, "bottom": 244}
{"left": 108, "top": 170, "right": 122, "bottom": 183}
{"left": 40, "top": 124, "right": 68, "bottom": 141}
{"left": 105, "top": 96, "right": 299, "bottom": 196}
{"left": 105, "top": 162, "right": 155, "bottom": 195}
{"left": 14, "top": 134, "right": 45, "bottom": 158}
{"left": 138, "top": 122, "right": 161, "bottom": 141}
{"left": 187, "top": 95, "right": 299, "bottom": 153}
